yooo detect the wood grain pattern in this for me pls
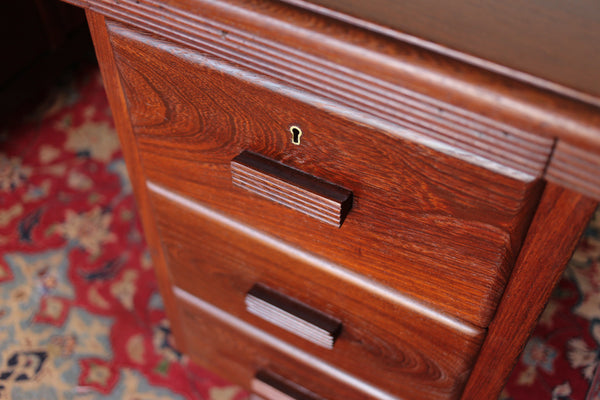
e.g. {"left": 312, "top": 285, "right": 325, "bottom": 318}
{"left": 175, "top": 289, "right": 396, "bottom": 400}
{"left": 462, "top": 183, "right": 598, "bottom": 399}
{"left": 110, "top": 22, "right": 542, "bottom": 328}
{"left": 60, "top": 0, "right": 600, "bottom": 159}
{"left": 84, "top": 11, "right": 187, "bottom": 351}
{"left": 92, "top": 1, "right": 550, "bottom": 180}
{"left": 232, "top": 151, "right": 353, "bottom": 227}
{"left": 148, "top": 186, "right": 485, "bottom": 400}
{"left": 148, "top": 181, "right": 479, "bottom": 335}
{"left": 282, "top": 0, "right": 600, "bottom": 105}
{"left": 246, "top": 283, "right": 343, "bottom": 349}
{"left": 546, "top": 140, "right": 600, "bottom": 201}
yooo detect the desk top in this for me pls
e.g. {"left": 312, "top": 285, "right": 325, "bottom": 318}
{"left": 287, "top": 0, "right": 600, "bottom": 106}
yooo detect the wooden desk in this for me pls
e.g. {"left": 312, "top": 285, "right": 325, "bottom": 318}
{"left": 61, "top": 0, "right": 600, "bottom": 398}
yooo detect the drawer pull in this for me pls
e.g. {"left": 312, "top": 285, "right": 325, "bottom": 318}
{"left": 231, "top": 151, "right": 353, "bottom": 227}
{"left": 245, "top": 283, "right": 342, "bottom": 349}
{"left": 251, "top": 370, "right": 326, "bottom": 400}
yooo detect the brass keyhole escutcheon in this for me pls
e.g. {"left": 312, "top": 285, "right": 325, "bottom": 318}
{"left": 290, "top": 126, "right": 302, "bottom": 145}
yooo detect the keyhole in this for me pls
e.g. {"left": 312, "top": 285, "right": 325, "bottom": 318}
{"left": 290, "top": 126, "right": 302, "bottom": 145}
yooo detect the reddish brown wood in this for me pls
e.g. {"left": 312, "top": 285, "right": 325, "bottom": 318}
{"left": 61, "top": 2, "right": 600, "bottom": 399}
{"left": 246, "top": 283, "right": 343, "bottom": 349}
{"left": 175, "top": 290, "right": 386, "bottom": 400}
{"left": 148, "top": 186, "right": 485, "bottom": 400}
{"left": 281, "top": 0, "right": 600, "bottom": 105}
{"left": 109, "top": 22, "right": 542, "bottom": 327}
{"left": 232, "top": 151, "right": 353, "bottom": 227}
{"left": 84, "top": 11, "right": 187, "bottom": 352}
{"left": 60, "top": 0, "right": 600, "bottom": 157}
{"left": 546, "top": 140, "right": 600, "bottom": 201}
{"left": 461, "top": 183, "right": 598, "bottom": 399}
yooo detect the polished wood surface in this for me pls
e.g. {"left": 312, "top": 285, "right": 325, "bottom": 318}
{"left": 110, "top": 22, "right": 544, "bottom": 328}
{"left": 285, "top": 0, "right": 600, "bottom": 104}
{"left": 245, "top": 283, "right": 343, "bottom": 349}
{"left": 148, "top": 185, "right": 484, "bottom": 400}
{"left": 175, "top": 290, "right": 389, "bottom": 400}
{"left": 63, "top": 0, "right": 600, "bottom": 201}
{"left": 61, "top": 0, "right": 600, "bottom": 156}
{"left": 231, "top": 151, "right": 353, "bottom": 227}
{"left": 462, "top": 183, "right": 598, "bottom": 399}
{"left": 84, "top": 11, "right": 187, "bottom": 351}
{"left": 63, "top": 0, "right": 600, "bottom": 398}
{"left": 546, "top": 141, "right": 600, "bottom": 201}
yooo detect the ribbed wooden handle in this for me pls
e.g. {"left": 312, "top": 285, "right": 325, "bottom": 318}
{"left": 245, "top": 284, "right": 342, "bottom": 349}
{"left": 231, "top": 151, "right": 353, "bottom": 227}
{"left": 251, "top": 370, "right": 326, "bottom": 400}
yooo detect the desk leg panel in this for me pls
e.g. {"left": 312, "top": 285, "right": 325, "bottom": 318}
{"left": 85, "top": 10, "right": 187, "bottom": 352}
{"left": 462, "top": 182, "right": 597, "bottom": 399}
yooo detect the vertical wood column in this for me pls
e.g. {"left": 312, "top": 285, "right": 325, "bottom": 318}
{"left": 85, "top": 10, "right": 187, "bottom": 352}
{"left": 461, "top": 182, "right": 597, "bottom": 399}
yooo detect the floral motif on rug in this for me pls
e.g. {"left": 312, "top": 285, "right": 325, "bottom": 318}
{"left": 0, "top": 68, "right": 247, "bottom": 400}
{"left": 502, "top": 210, "right": 600, "bottom": 399}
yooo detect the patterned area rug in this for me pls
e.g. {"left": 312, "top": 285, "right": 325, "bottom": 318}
{"left": 0, "top": 68, "right": 246, "bottom": 400}
{"left": 503, "top": 213, "right": 600, "bottom": 400}
{"left": 0, "top": 66, "right": 598, "bottom": 399}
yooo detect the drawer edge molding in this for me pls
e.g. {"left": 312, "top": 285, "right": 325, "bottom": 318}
{"left": 231, "top": 151, "right": 353, "bottom": 227}
{"left": 106, "top": 19, "right": 544, "bottom": 182}
{"left": 545, "top": 140, "right": 600, "bottom": 201}
{"left": 174, "top": 286, "right": 399, "bottom": 400}
{"left": 66, "top": 0, "right": 600, "bottom": 181}
{"left": 147, "top": 181, "right": 481, "bottom": 336}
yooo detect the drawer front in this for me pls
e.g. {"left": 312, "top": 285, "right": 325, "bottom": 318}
{"left": 149, "top": 187, "right": 485, "bottom": 400}
{"left": 175, "top": 290, "right": 390, "bottom": 400}
{"left": 109, "top": 23, "right": 541, "bottom": 327}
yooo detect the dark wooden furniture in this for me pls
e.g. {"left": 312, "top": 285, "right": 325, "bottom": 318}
{"left": 60, "top": 0, "right": 600, "bottom": 398}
